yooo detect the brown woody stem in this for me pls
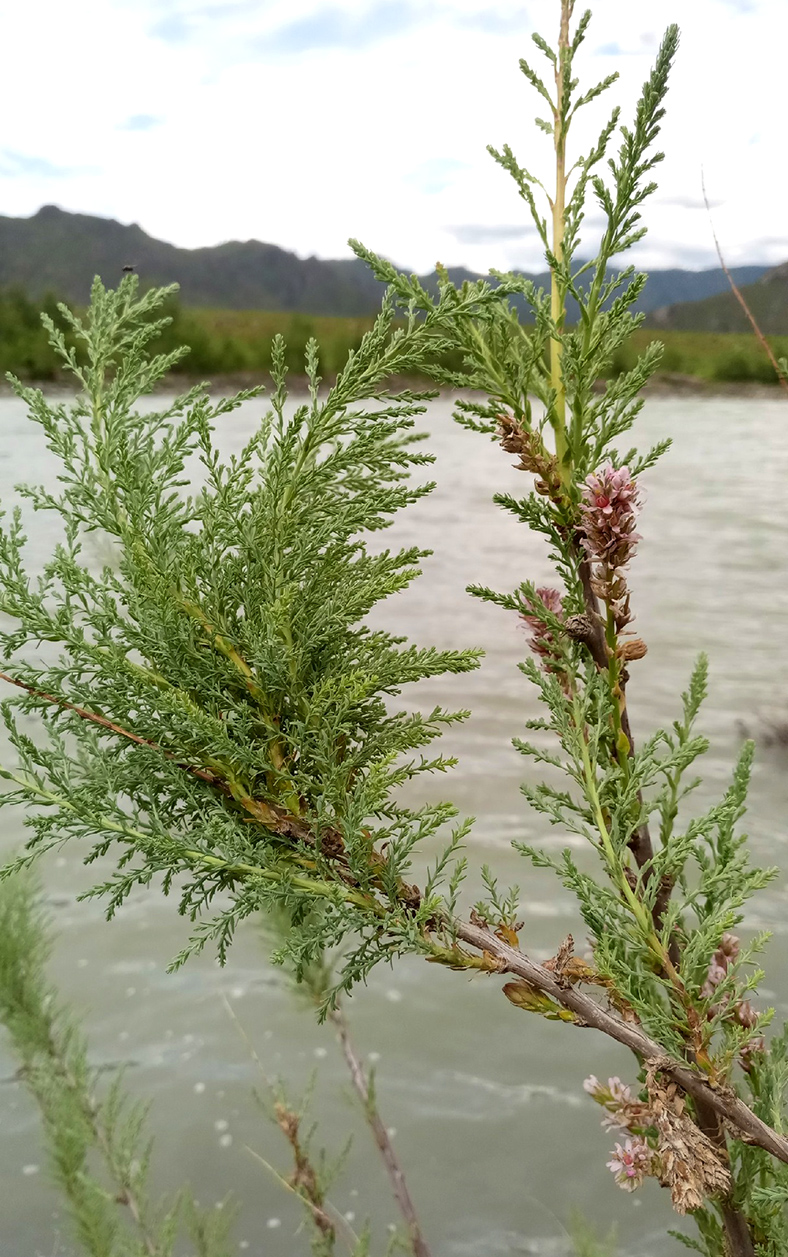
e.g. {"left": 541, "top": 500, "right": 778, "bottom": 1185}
{"left": 693, "top": 1094, "right": 756, "bottom": 1257}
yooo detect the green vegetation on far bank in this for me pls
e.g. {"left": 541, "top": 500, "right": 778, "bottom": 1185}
{"left": 612, "top": 327, "right": 788, "bottom": 385}
{"left": 0, "top": 288, "right": 375, "bottom": 381}
{"left": 0, "top": 288, "right": 67, "bottom": 378}
{"left": 186, "top": 304, "right": 374, "bottom": 374}
{"left": 180, "top": 306, "right": 788, "bottom": 386}
{"left": 1, "top": 286, "right": 787, "bottom": 387}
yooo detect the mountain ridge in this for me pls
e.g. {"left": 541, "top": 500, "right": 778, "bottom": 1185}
{"left": 649, "top": 262, "right": 788, "bottom": 334}
{"left": 0, "top": 204, "right": 776, "bottom": 320}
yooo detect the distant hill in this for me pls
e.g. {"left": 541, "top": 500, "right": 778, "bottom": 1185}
{"left": 0, "top": 205, "right": 385, "bottom": 316}
{"left": 0, "top": 205, "right": 773, "bottom": 318}
{"left": 649, "top": 263, "right": 788, "bottom": 334}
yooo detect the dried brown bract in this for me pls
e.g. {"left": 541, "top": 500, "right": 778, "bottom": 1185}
{"left": 647, "top": 1076, "right": 732, "bottom": 1214}
{"left": 543, "top": 933, "right": 575, "bottom": 986}
{"left": 497, "top": 415, "right": 564, "bottom": 501}
{"left": 618, "top": 637, "right": 648, "bottom": 662}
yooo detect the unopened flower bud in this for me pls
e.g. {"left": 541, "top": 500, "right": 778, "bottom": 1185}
{"left": 740, "top": 1036, "right": 766, "bottom": 1072}
{"left": 736, "top": 1000, "right": 759, "bottom": 1029}
{"left": 565, "top": 613, "right": 595, "bottom": 644}
{"left": 520, "top": 588, "right": 564, "bottom": 663}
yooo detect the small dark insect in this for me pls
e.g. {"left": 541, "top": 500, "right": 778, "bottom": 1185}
{"left": 122, "top": 263, "right": 136, "bottom": 273}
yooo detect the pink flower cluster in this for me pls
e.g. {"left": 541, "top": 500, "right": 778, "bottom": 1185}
{"left": 606, "top": 1137, "right": 657, "bottom": 1192}
{"left": 583, "top": 1073, "right": 655, "bottom": 1135}
{"left": 585, "top": 1076, "right": 659, "bottom": 1194}
{"left": 583, "top": 1075, "right": 636, "bottom": 1132}
{"left": 580, "top": 463, "right": 642, "bottom": 571}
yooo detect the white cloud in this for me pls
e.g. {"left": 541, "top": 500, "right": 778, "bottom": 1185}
{"left": 1, "top": 0, "right": 786, "bottom": 274}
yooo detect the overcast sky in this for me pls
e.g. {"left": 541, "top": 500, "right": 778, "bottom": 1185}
{"left": 2, "top": 0, "right": 785, "bottom": 273}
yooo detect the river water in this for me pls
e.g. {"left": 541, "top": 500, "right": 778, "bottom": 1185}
{"left": 0, "top": 392, "right": 786, "bottom": 1256}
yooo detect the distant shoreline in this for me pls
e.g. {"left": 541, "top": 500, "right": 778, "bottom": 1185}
{"left": 1, "top": 372, "right": 785, "bottom": 399}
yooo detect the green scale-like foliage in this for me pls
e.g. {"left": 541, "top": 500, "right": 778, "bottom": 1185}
{"left": 0, "top": 277, "right": 497, "bottom": 988}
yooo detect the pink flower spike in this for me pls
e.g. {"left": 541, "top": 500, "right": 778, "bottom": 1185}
{"left": 580, "top": 463, "right": 642, "bottom": 572}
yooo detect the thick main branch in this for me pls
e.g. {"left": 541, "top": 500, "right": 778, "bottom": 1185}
{"left": 454, "top": 920, "right": 788, "bottom": 1167}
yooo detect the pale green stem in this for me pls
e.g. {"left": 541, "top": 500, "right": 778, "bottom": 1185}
{"left": 550, "top": 0, "right": 572, "bottom": 487}
{"left": 571, "top": 698, "right": 674, "bottom": 974}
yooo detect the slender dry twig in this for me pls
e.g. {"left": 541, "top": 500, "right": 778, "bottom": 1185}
{"left": 0, "top": 672, "right": 221, "bottom": 787}
{"left": 701, "top": 171, "right": 788, "bottom": 397}
{"left": 222, "top": 996, "right": 354, "bottom": 1254}
{"left": 273, "top": 1100, "right": 337, "bottom": 1249}
{"left": 0, "top": 671, "right": 407, "bottom": 904}
{"left": 329, "top": 1006, "right": 433, "bottom": 1257}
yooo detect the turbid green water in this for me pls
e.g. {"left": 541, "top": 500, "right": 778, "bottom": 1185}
{"left": 0, "top": 393, "right": 786, "bottom": 1256}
